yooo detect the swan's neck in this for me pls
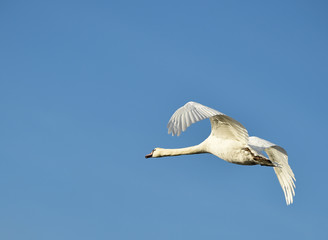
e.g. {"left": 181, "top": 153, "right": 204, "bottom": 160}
{"left": 155, "top": 144, "right": 206, "bottom": 158}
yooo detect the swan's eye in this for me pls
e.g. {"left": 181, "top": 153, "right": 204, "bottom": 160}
{"left": 152, "top": 148, "right": 156, "bottom": 152}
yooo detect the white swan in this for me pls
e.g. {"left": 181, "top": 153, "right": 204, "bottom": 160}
{"left": 145, "top": 101, "right": 296, "bottom": 205}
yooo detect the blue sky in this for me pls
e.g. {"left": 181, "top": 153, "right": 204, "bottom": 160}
{"left": 1, "top": 0, "right": 328, "bottom": 239}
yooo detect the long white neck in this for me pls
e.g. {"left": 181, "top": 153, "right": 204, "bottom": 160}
{"left": 155, "top": 144, "right": 206, "bottom": 158}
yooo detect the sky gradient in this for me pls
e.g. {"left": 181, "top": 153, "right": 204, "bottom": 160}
{"left": 1, "top": 1, "right": 328, "bottom": 239}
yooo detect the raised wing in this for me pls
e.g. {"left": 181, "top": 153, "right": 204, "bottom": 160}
{"left": 209, "top": 115, "right": 249, "bottom": 144}
{"left": 167, "top": 102, "right": 222, "bottom": 136}
{"left": 167, "top": 102, "right": 248, "bottom": 144}
{"left": 248, "top": 136, "right": 296, "bottom": 205}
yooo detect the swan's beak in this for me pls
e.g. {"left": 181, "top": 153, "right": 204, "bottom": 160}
{"left": 145, "top": 152, "right": 153, "bottom": 158}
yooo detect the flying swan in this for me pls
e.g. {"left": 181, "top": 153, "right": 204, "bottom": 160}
{"left": 145, "top": 101, "right": 296, "bottom": 205}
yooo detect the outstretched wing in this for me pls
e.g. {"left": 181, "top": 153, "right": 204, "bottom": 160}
{"left": 167, "top": 101, "right": 248, "bottom": 144}
{"left": 248, "top": 136, "right": 296, "bottom": 205}
{"left": 167, "top": 102, "right": 222, "bottom": 136}
{"left": 209, "top": 115, "right": 249, "bottom": 144}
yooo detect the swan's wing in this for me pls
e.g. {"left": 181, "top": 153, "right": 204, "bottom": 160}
{"left": 167, "top": 102, "right": 248, "bottom": 144}
{"left": 248, "top": 136, "right": 296, "bottom": 205}
{"left": 209, "top": 115, "right": 249, "bottom": 144}
{"left": 167, "top": 101, "right": 222, "bottom": 136}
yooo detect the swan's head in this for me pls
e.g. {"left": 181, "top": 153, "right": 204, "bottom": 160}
{"left": 145, "top": 148, "right": 162, "bottom": 158}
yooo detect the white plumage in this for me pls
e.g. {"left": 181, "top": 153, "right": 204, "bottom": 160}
{"left": 146, "top": 101, "right": 296, "bottom": 205}
{"left": 248, "top": 136, "right": 295, "bottom": 205}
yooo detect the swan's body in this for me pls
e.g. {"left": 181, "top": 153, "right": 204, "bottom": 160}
{"left": 146, "top": 101, "right": 296, "bottom": 205}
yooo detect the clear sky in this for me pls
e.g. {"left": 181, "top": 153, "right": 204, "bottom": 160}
{"left": 1, "top": 0, "right": 328, "bottom": 239}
